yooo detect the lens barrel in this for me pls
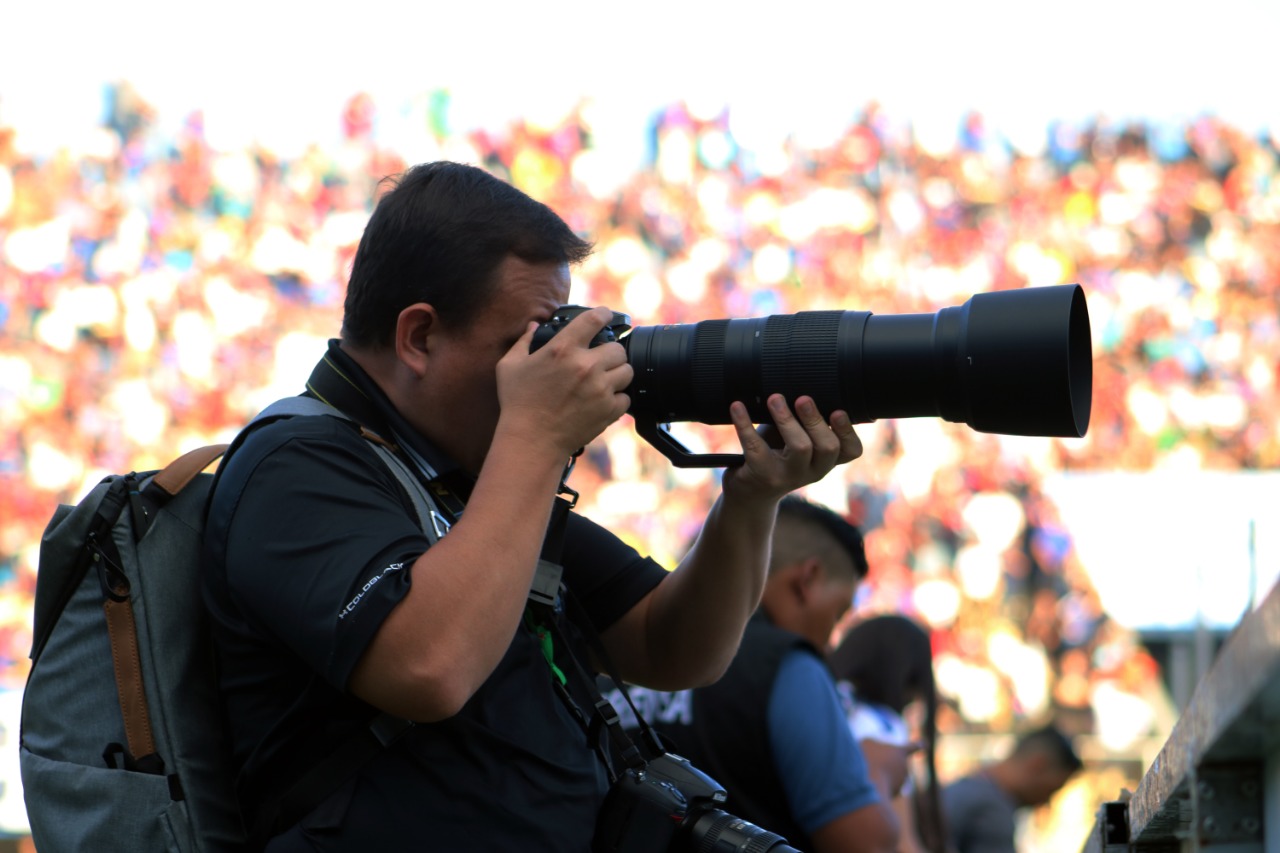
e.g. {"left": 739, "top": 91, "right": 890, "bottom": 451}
{"left": 624, "top": 283, "right": 1091, "bottom": 439}
{"left": 683, "top": 809, "right": 801, "bottom": 853}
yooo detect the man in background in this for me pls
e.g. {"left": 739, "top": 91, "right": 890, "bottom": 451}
{"left": 605, "top": 494, "right": 910, "bottom": 852}
{"left": 942, "top": 725, "right": 1083, "bottom": 853}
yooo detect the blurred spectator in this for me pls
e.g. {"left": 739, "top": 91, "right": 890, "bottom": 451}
{"left": 830, "top": 614, "right": 947, "bottom": 853}
{"left": 941, "top": 725, "right": 1084, "bottom": 853}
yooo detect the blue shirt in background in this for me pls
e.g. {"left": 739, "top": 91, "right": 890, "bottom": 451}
{"left": 767, "top": 648, "right": 881, "bottom": 835}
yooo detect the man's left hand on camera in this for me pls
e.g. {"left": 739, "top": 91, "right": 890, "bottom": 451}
{"left": 600, "top": 393, "right": 863, "bottom": 691}
{"left": 722, "top": 394, "right": 863, "bottom": 502}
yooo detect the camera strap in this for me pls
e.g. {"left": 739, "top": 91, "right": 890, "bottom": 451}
{"left": 363, "top": 426, "right": 610, "bottom": 761}
{"left": 518, "top": 459, "right": 666, "bottom": 782}
{"left": 560, "top": 585, "right": 668, "bottom": 773}
{"left": 390, "top": 441, "right": 662, "bottom": 784}
{"left": 520, "top": 464, "right": 617, "bottom": 763}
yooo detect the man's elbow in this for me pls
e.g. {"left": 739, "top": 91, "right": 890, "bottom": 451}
{"left": 349, "top": 655, "right": 482, "bottom": 722}
{"left": 865, "top": 802, "right": 902, "bottom": 853}
{"left": 684, "top": 649, "right": 736, "bottom": 688}
{"left": 616, "top": 626, "right": 738, "bottom": 692}
{"left": 624, "top": 655, "right": 731, "bottom": 693}
{"left": 810, "top": 801, "right": 900, "bottom": 853}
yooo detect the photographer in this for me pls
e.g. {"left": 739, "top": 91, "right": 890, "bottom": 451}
{"left": 200, "top": 161, "right": 863, "bottom": 851}
{"left": 606, "top": 495, "right": 912, "bottom": 853}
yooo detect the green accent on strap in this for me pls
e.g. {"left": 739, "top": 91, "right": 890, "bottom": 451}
{"left": 525, "top": 609, "right": 567, "bottom": 686}
{"left": 538, "top": 628, "right": 567, "bottom": 686}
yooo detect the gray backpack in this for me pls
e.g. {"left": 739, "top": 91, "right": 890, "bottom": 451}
{"left": 19, "top": 397, "right": 425, "bottom": 852}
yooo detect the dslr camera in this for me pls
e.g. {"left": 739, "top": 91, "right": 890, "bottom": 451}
{"left": 593, "top": 751, "right": 799, "bottom": 853}
{"left": 531, "top": 283, "right": 1092, "bottom": 467}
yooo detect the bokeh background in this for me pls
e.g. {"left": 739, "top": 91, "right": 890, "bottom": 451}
{"left": 3, "top": 1, "right": 1279, "bottom": 850}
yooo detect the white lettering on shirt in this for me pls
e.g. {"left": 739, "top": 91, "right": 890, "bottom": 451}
{"left": 606, "top": 686, "right": 694, "bottom": 728}
{"left": 337, "top": 561, "right": 406, "bottom": 620}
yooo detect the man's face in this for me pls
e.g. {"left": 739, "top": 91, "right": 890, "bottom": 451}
{"left": 1020, "top": 761, "right": 1076, "bottom": 808}
{"left": 801, "top": 562, "right": 858, "bottom": 652}
{"left": 422, "top": 256, "right": 571, "bottom": 472}
{"left": 816, "top": 575, "right": 858, "bottom": 652}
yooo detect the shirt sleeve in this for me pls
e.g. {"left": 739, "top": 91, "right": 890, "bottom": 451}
{"left": 942, "top": 779, "right": 1018, "bottom": 853}
{"left": 961, "top": 805, "right": 1019, "bottom": 853}
{"left": 220, "top": 419, "right": 432, "bottom": 689}
{"left": 767, "top": 649, "right": 881, "bottom": 836}
{"left": 560, "top": 511, "right": 668, "bottom": 631}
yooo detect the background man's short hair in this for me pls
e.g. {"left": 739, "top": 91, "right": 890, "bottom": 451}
{"left": 775, "top": 494, "right": 869, "bottom": 579}
{"left": 1012, "top": 725, "right": 1084, "bottom": 773}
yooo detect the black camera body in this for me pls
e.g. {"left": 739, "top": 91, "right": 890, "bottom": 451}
{"left": 531, "top": 305, "right": 632, "bottom": 351}
{"left": 593, "top": 752, "right": 797, "bottom": 853}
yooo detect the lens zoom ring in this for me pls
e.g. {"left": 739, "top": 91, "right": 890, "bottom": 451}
{"left": 762, "top": 312, "right": 842, "bottom": 407}
{"left": 691, "top": 320, "right": 730, "bottom": 414}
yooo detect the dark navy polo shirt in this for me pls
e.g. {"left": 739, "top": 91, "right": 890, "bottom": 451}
{"left": 202, "top": 404, "right": 667, "bottom": 851}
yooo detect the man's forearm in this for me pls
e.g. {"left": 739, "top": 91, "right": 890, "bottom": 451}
{"left": 811, "top": 801, "right": 901, "bottom": 853}
{"left": 631, "top": 492, "right": 778, "bottom": 688}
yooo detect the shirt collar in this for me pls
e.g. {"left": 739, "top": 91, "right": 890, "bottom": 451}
{"left": 304, "top": 339, "right": 468, "bottom": 487}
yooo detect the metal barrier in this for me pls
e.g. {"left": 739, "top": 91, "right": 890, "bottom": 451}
{"left": 1082, "top": 578, "right": 1280, "bottom": 853}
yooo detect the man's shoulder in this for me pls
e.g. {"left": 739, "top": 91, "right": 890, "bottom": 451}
{"left": 944, "top": 770, "right": 1018, "bottom": 853}
{"left": 943, "top": 771, "right": 1014, "bottom": 816}
{"left": 222, "top": 409, "right": 368, "bottom": 476}
{"left": 742, "top": 617, "right": 819, "bottom": 658}
{"left": 945, "top": 771, "right": 998, "bottom": 793}
{"left": 768, "top": 648, "right": 843, "bottom": 731}
{"left": 210, "top": 409, "right": 388, "bottom": 525}
{"left": 943, "top": 771, "right": 990, "bottom": 798}
{"left": 239, "top": 406, "right": 365, "bottom": 449}
{"left": 775, "top": 646, "right": 835, "bottom": 684}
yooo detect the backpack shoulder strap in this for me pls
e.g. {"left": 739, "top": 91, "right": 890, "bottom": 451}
{"left": 254, "top": 395, "right": 445, "bottom": 546}
{"left": 250, "top": 394, "right": 338, "bottom": 424}
{"left": 242, "top": 396, "right": 421, "bottom": 844}
{"left": 150, "top": 444, "right": 228, "bottom": 497}
{"left": 366, "top": 442, "right": 445, "bottom": 545}
{"left": 100, "top": 444, "right": 229, "bottom": 775}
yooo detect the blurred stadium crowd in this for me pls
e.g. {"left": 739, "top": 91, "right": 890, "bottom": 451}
{"left": 3, "top": 84, "right": 1278, "bottom": 848}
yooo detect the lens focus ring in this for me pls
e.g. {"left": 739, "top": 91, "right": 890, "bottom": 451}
{"left": 762, "top": 312, "right": 843, "bottom": 416}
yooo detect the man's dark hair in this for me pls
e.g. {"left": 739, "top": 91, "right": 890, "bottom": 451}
{"left": 1012, "top": 725, "right": 1084, "bottom": 773}
{"left": 342, "top": 161, "right": 594, "bottom": 349}
{"left": 773, "top": 494, "right": 869, "bottom": 580}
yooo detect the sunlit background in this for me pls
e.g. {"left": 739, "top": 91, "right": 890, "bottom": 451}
{"left": 3, "top": 1, "right": 1279, "bottom": 849}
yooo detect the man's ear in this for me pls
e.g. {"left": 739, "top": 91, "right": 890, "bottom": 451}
{"left": 395, "top": 303, "right": 438, "bottom": 377}
{"left": 790, "top": 557, "right": 823, "bottom": 604}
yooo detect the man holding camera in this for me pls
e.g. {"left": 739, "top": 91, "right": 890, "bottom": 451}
{"left": 201, "top": 161, "right": 863, "bottom": 851}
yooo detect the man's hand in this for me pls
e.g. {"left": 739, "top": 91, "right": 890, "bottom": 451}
{"left": 496, "top": 306, "right": 633, "bottom": 460}
{"left": 608, "top": 392, "right": 862, "bottom": 689}
{"left": 722, "top": 393, "right": 863, "bottom": 502}
{"left": 811, "top": 739, "right": 915, "bottom": 853}
{"left": 859, "top": 738, "right": 921, "bottom": 802}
